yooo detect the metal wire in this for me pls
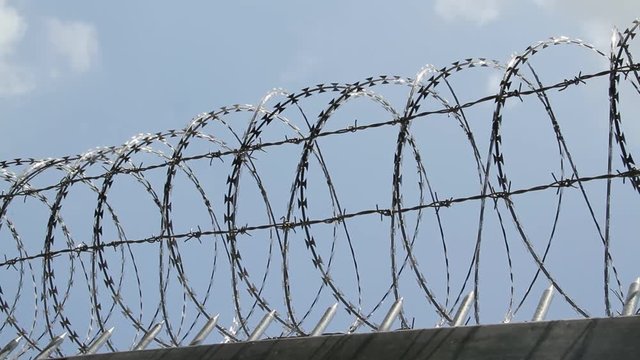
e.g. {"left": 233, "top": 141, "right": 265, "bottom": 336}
{"left": 1, "top": 20, "right": 639, "bottom": 357}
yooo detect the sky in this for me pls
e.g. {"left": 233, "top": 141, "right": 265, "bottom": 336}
{"left": 0, "top": 0, "right": 639, "bottom": 356}
{"left": 0, "top": 0, "right": 637, "bottom": 158}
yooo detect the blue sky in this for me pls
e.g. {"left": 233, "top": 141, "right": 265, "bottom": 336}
{"left": 0, "top": 0, "right": 637, "bottom": 158}
{"left": 0, "top": 0, "right": 639, "bottom": 355}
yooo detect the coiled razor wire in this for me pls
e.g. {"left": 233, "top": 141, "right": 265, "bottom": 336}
{"left": 1, "top": 20, "right": 640, "bottom": 357}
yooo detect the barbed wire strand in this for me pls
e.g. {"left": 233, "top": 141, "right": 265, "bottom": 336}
{"left": 0, "top": 21, "right": 639, "bottom": 357}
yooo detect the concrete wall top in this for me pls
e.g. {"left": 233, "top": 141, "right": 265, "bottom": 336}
{"left": 61, "top": 316, "right": 640, "bottom": 360}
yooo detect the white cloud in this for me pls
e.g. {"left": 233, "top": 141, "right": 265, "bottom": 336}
{"left": 46, "top": 18, "right": 99, "bottom": 73}
{"left": 533, "top": 0, "right": 639, "bottom": 49}
{"left": 531, "top": 0, "right": 554, "bottom": 9}
{"left": 434, "top": 0, "right": 637, "bottom": 35}
{"left": 0, "top": 2, "right": 99, "bottom": 97}
{"left": 0, "top": 0, "right": 33, "bottom": 96}
{"left": 434, "top": 0, "right": 508, "bottom": 25}
{"left": 0, "top": 62, "right": 34, "bottom": 96}
{"left": 533, "top": 0, "right": 637, "bottom": 19}
{"left": 0, "top": 0, "right": 24, "bottom": 56}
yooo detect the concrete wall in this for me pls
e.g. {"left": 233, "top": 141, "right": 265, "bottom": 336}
{"left": 62, "top": 316, "right": 640, "bottom": 360}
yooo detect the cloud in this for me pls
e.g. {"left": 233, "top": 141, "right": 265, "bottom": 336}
{"left": 0, "top": 2, "right": 99, "bottom": 97}
{"left": 434, "top": 0, "right": 508, "bottom": 25}
{"left": 46, "top": 18, "right": 99, "bottom": 73}
{"left": 0, "top": 62, "right": 34, "bottom": 96}
{"left": 0, "top": 0, "right": 24, "bottom": 56}
{"left": 533, "top": 0, "right": 638, "bottom": 49}
{"left": 434, "top": 0, "right": 637, "bottom": 36}
{"left": 0, "top": 0, "right": 33, "bottom": 96}
{"left": 533, "top": 0, "right": 637, "bottom": 19}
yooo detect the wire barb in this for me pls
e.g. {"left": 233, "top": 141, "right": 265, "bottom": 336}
{"left": 0, "top": 21, "right": 639, "bottom": 358}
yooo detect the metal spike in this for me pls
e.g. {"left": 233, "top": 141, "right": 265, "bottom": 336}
{"left": 452, "top": 291, "right": 474, "bottom": 326}
{"left": 622, "top": 277, "right": 640, "bottom": 316}
{"left": 247, "top": 310, "right": 276, "bottom": 341}
{"left": 346, "top": 317, "right": 362, "bottom": 334}
{"left": 84, "top": 327, "right": 114, "bottom": 355}
{"left": 378, "top": 297, "right": 403, "bottom": 332}
{"left": 532, "top": 285, "right": 555, "bottom": 322}
{"left": 189, "top": 314, "right": 219, "bottom": 346}
{"left": 133, "top": 322, "right": 163, "bottom": 351}
{"left": 310, "top": 303, "right": 338, "bottom": 336}
{"left": 0, "top": 336, "right": 21, "bottom": 360}
{"left": 34, "top": 333, "right": 66, "bottom": 360}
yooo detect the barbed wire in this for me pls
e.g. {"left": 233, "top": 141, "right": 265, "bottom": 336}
{"left": 1, "top": 168, "right": 637, "bottom": 269}
{"left": 1, "top": 20, "right": 639, "bottom": 357}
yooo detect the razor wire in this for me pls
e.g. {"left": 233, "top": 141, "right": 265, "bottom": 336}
{"left": 1, "top": 20, "right": 640, "bottom": 357}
